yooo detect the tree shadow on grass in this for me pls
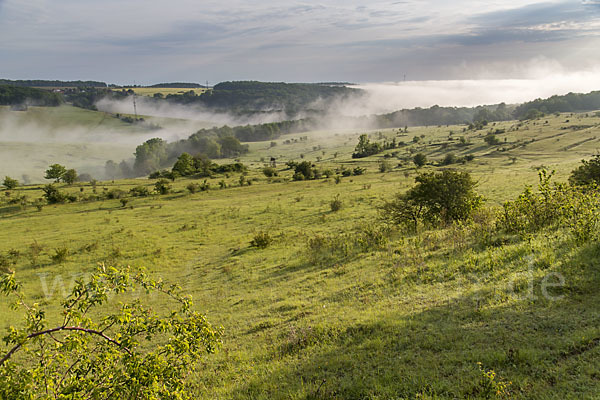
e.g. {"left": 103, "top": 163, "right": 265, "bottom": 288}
{"left": 231, "top": 242, "right": 600, "bottom": 399}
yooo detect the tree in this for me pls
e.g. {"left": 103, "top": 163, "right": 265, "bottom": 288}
{"left": 569, "top": 155, "right": 600, "bottom": 187}
{"left": 413, "top": 153, "right": 427, "bottom": 167}
{"left": 172, "top": 152, "right": 196, "bottom": 176}
{"left": 2, "top": 176, "right": 18, "bottom": 190}
{"left": 484, "top": 134, "right": 500, "bottom": 145}
{"left": 155, "top": 179, "right": 171, "bottom": 194}
{"left": 352, "top": 134, "right": 382, "bottom": 158}
{"left": 134, "top": 138, "right": 168, "bottom": 176}
{"left": 62, "top": 168, "right": 78, "bottom": 185}
{"left": 381, "top": 170, "right": 483, "bottom": 228}
{"left": 0, "top": 266, "right": 222, "bottom": 399}
{"left": 42, "top": 184, "right": 67, "bottom": 204}
{"left": 45, "top": 164, "right": 67, "bottom": 183}
{"left": 105, "top": 160, "right": 119, "bottom": 179}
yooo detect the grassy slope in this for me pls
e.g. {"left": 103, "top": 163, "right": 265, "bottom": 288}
{"left": 1, "top": 111, "right": 600, "bottom": 398}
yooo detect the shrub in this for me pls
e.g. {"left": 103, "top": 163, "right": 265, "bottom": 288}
{"left": 484, "top": 134, "right": 501, "bottom": 145}
{"left": 2, "top": 176, "right": 18, "bottom": 190}
{"left": 154, "top": 179, "right": 171, "bottom": 195}
{"left": 262, "top": 167, "right": 278, "bottom": 177}
{"left": 250, "top": 231, "right": 273, "bottom": 249}
{"left": 42, "top": 184, "right": 67, "bottom": 204}
{"left": 330, "top": 194, "right": 342, "bottom": 212}
{"left": 381, "top": 170, "right": 483, "bottom": 229}
{"left": 569, "top": 154, "right": 600, "bottom": 187}
{"left": 413, "top": 153, "right": 427, "bottom": 167}
{"left": 51, "top": 247, "right": 69, "bottom": 264}
{"left": 106, "top": 189, "right": 126, "bottom": 199}
{"left": 440, "top": 153, "right": 456, "bottom": 166}
{"left": 500, "top": 170, "right": 600, "bottom": 241}
{"left": 379, "top": 160, "right": 391, "bottom": 172}
{"left": 352, "top": 134, "right": 383, "bottom": 158}
{"left": 353, "top": 167, "right": 365, "bottom": 176}
{"left": 129, "top": 186, "right": 150, "bottom": 197}
{"left": 186, "top": 183, "right": 200, "bottom": 193}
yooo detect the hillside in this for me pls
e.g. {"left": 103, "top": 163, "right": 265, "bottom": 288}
{"left": 2, "top": 110, "right": 600, "bottom": 398}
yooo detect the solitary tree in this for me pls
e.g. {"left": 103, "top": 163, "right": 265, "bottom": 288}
{"left": 413, "top": 153, "right": 427, "bottom": 167}
{"left": 381, "top": 170, "right": 483, "bottom": 229}
{"left": 2, "top": 176, "right": 18, "bottom": 190}
{"left": 45, "top": 164, "right": 67, "bottom": 183}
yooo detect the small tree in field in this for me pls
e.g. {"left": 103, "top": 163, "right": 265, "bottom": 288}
{"left": 2, "top": 177, "right": 18, "bottom": 190}
{"left": 45, "top": 164, "right": 67, "bottom": 183}
{"left": 381, "top": 170, "right": 483, "bottom": 230}
{"left": 0, "top": 266, "right": 222, "bottom": 399}
{"left": 413, "top": 153, "right": 427, "bottom": 168}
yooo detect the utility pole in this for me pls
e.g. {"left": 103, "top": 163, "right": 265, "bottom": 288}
{"left": 132, "top": 80, "right": 138, "bottom": 119}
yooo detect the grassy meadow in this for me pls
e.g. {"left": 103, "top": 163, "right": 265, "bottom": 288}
{"left": 2, "top": 110, "right": 600, "bottom": 398}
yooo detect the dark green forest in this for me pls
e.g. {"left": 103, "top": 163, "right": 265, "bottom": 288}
{"left": 0, "top": 86, "right": 63, "bottom": 106}
{"left": 514, "top": 90, "right": 600, "bottom": 119}
{"left": 165, "top": 81, "right": 364, "bottom": 113}
{"left": 0, "top": 79, "right": 107, "bottom": 88}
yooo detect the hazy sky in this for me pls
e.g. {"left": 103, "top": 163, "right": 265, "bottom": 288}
{"left": 1, "top": 0, "right": 600, "bottom": 84}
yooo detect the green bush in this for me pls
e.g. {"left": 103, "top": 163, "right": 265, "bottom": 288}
{"left": 500, "top": 170, "right": 600, "bottom": 242}
{"left": 154, "top": 179, "right": 171, "bottom": 195}
{"left": 129, "top": 186, "right": 150, "bottom": 197}
{"left": 569, "top": 154, "right": 600, "bottom": 187}
{"left": 2, "top": 176, "right": 18, "bottom": 190}
{"left": 330, "top": 194, "right": 342, "bottom": 212}
{"left": 262, "top": 167, "right": 278, "bottom": 177}
{"left": 381, "top": 170, "right": 483, "bottom": 230}
{"left": 250, "top": 231, "right": 273, "bottom": 249}
{"left": 42, "top": 185, "right": 67, "bottom": 204}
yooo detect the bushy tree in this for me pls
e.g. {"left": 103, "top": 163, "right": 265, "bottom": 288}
{"left": 0, "top": 266, "right": 222, "bottom": 399}
{"left": 45, "top": 164, "right": 67, "bottom": 183}
{"left": 352, "top": 134, "right": 382, "bottom": 158}
{"left": 413, "top": 153, "right": 427, "bottom": 167}
{"left": 42, "top": 184, "right": 67, "bottom": 204}
{"left": 381, "top": 170, "right": 483, "bottom": 229}
{"left": 569, "top": 154, "right": 600, "bottom": 187}
{"left": 172, "top": 152, "right": 196, "bottom": 176}
{"left": 62, "top": 168, "right": 78, "bottom": 185}
{"left": 155, "top": 179, "right": 171, "bottom": 195}
{"left": 2, "top": 176, "right": 18, "bottom": 190}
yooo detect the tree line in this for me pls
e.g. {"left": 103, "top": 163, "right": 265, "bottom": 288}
{"left": 0, "top": 86, "right": 63, "bottom": 107}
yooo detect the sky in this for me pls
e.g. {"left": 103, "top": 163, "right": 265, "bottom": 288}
{"left": 1, "top": 0, "right": 600, "bottom": 85}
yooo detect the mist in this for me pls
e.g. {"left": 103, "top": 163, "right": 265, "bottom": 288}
{"left": 352, "top": 68, "right": 600, "bottom": 116}
{"left": 3, "top": 68, "right": 600, "bottom": 182}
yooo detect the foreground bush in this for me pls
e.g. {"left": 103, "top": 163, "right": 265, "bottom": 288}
{"left": 500, "top": 170, "right": 600, "bottom": 242}
{"left": 0, "top": 266, "right": 222, "bottom": 399}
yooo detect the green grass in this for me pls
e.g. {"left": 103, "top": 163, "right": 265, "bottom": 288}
{"left": 1, "top": 110, "right": 600, "bottom": 398}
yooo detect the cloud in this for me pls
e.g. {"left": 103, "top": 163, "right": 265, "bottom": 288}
{"left": 1, "top": 0, "right": 600, "bottom": 83}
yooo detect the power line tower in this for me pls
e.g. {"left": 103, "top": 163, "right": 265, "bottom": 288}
{"left": 132, "top": 80, "right": 138, "bottom": 119}
{"left": 133, "top": 92, "right": 138, "bottom": 119}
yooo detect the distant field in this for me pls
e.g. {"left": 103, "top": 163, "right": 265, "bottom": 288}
{"left": 115, "top": 87, "right": 209, "bottom": 97}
